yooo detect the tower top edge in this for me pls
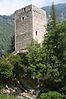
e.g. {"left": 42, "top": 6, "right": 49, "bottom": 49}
{"left": 15, "top": 4, "right": 46, "bottom": 14}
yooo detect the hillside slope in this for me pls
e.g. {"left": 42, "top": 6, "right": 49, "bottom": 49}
{"left": 0, "top": 15, "right": 15, "bottom": 55}
{"left": 42, "top": 3, "right": 66, "bottom": 21}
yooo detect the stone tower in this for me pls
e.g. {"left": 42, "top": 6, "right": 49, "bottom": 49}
{"left": 15, "top": 5, "right": 47, "bottom": 51}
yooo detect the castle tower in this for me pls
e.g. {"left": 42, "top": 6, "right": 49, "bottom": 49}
{"left": 15, "top": 5, "right": 47, "bottom": 51}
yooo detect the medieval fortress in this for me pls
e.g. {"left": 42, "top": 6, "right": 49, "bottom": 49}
{"left": 15, "top": 5, "right": 47, "bottom": 51}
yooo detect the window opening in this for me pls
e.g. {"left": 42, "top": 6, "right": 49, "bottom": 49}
{"left": 24, "top": 8, "right": 25, "bottom": 11}
{"left": 22, "top": 17, "right": 25, "bottom": 20}
{"left": 36, "top": 31, "right": 37, "bottom": 36}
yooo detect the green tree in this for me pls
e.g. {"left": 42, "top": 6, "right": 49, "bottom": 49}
{"left": 42, "top": 2, "right": 66, "bottom": 94}
{"left": 51, "top": 1, "right": 56, "bottom": 28}
{"left": 48, "top": 1, "right": 56, "bottom": 31}
{"left": 0, "top": 53, "right": 14, "bottom": 88}
{"left": 26, "top": 41, "right": 45, "bottom": 79}
{"left": 0, "top": 54, "right": 13, "bottom": 78}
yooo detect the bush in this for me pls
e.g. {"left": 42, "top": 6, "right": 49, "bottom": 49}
{"left": 0, "top": 94, "right": 16, "bottom": 99}
{"left": 38, "top": 91, "right": 62, "bottom": 99}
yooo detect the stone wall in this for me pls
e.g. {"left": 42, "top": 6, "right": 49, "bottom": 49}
{"left": 15, "top": 5, "right": 47, "bottom": 51}
{"left": 15, "top": 5, "right": 33, "bottom": 51}
{"left": 32, "top": 5, "right": 47, "bottom": 44}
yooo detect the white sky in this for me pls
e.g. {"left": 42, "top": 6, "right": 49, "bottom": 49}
{"left": 0, "top": 0, "right": 66, "bottom": 15}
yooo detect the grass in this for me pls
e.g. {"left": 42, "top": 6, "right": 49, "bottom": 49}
{"left": 0, "top": 94, "right": 16, "bottom": 99}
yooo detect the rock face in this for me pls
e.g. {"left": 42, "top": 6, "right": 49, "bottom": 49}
{"left": 15, "top": 4, "right": 47, "bottom": 51}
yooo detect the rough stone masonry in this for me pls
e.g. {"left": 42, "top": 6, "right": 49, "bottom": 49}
{"left": 15, "top": 4, "right": 47, "bottom": 51}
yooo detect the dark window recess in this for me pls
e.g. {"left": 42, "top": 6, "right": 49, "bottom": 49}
{"left": 23, "top": 8, "right": 26, "bottom": 12}
{"left": 24, "top": 8, "right": 25, "bottom": 11}
{"left": 22, "top": 17, "right": 25, "bottom": 20}
{"left": 36, "top": 31, "right": 37, "bottom": 36}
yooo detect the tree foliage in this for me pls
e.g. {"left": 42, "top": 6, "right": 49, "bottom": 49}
{"left": 38, "top": 91, "right": 62, "bottom": 99}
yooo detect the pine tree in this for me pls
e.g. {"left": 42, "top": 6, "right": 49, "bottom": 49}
{"left": 42, "top": 2, "right": 66, "bottom": 93}
{"left": 51, "top": 1, "right": 56, "bottom": 29}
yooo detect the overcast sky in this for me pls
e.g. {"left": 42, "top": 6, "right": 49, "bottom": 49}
{"left": 0, "top": 0, "right": 66, "bottom": 15}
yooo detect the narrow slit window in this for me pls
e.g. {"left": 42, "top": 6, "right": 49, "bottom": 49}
{"left": 23, "top": 8, "right": 26, "bottom": 12}
{"left": 36, "top": 31, "right": 37, "bottom": 36}
{"left": 24, "top": 8, "right": 25, "bottom": 11}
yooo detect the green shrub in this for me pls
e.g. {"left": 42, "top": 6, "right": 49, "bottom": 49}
{"left": 38, "top": 91, "right": 62, "bottom": 99}
{"left": 0, "top": 94, "right": 16, "bottom": 99}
